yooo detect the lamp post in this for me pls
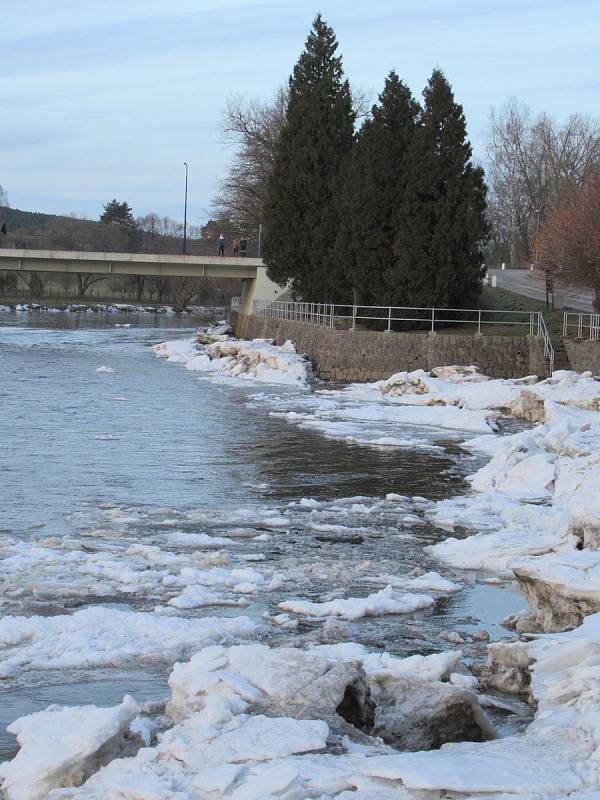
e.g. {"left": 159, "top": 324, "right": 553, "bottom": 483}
{"left": 182, "top": 162, "right": 188, "bottom": 256}
{"left": 534, "top": 207, "right": 541, "bottom": 270}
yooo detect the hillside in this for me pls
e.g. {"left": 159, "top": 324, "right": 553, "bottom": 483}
{"left": 0, "top": 205, "right": 72, "bottom": 233}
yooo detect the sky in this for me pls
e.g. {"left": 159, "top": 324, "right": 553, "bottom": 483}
{"left": 2, "top": 0, "right": 599, "bottom": 227}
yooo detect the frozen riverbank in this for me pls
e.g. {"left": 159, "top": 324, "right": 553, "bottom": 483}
{"left": 0, "top": 302, "right": 222, "bottom": 315}
{"left": 4, "top": 616, "right": 598, "bottom": 800}
{"left": 153, "top": 332, "right": 600, "bottom": 631}
{"left": 2, "top": 323, "right": 600, "bottom": 799}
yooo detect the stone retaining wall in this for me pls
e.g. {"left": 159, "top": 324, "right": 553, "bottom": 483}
{"left": 233, "top": 313, "right": 550, "bottom": 381}
{"left": 564, "top": 339, "right": 600, "bottom": 375}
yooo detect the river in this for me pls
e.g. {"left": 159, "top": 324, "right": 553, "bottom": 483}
{"left": 0, "top": 309, "right": 527, "bottom": 760}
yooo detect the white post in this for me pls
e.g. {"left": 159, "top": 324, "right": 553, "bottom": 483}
{"left": 477, "top": 309, "right": 481, "bottom": 334}
{"left": 352, "top": 305, "right": 357, "bottom": 331}
{"left": 431, "top": 308, "right": 435, "bottom": 332}
{"left": 387, "top": 306, "right": 392, "bottom": 332}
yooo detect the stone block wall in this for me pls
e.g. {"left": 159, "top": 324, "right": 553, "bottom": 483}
{"left": 564, "top": 340, "right": 600, "bottom": 375}
{"left": 232, "top": 313, "right": 551, "bottom": 381}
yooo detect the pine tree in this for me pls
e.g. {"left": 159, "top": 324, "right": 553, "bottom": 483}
{"left": 100, "top": 199, "right": 134, "bottom": 227}
{"left": 393, "top": 69, "right": 488, "bottom": 309}
{"left": 262, "top": 15, "right": 355, "bottom": 300}
{"left": 334, "top": 71, "right": 419, "bottom": 305}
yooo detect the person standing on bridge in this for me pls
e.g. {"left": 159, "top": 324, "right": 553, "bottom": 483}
{"left": 240, "top": 238, "right": 247, "bottom": 257}
{"left": 218, "top": 232, "right": 225, "bottom": 256}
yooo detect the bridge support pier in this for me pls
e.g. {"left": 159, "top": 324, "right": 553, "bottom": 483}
{"left": 239, "top": 279, "right": 256, "bottom": 316}
{"left": 239, "top": 266, "right": 287, "bottom": 315}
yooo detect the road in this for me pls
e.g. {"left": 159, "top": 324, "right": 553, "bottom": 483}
{"left": 488, "top": 268, "right": 594, "bottom": 312}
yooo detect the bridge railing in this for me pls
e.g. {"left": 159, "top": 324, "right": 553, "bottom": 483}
{"left": 0, "top": 233, "right": 259, "bottom": 258}
{"left": 563, "top": 312, "right": 600, "bottom": 341}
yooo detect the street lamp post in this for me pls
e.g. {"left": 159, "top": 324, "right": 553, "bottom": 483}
{"left": 534, "top": 207, "right": 541, "bottom": 270}
{"left": 183, "top": 162, "right": 188, "bottom": 256}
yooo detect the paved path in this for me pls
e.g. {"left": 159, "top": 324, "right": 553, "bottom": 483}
{"left": 488, "top": 268, "right": 594, "bottom": 312}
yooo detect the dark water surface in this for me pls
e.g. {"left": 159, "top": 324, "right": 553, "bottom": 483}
{"left": 0, "top": 310, "right": 526, "bottom": 759}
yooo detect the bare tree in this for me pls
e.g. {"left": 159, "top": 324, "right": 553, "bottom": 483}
{"left": 0, "top": 270, "right": 17, "bottom": 296}
{"left": 213, "top": 88, "right": 288, "bottom": 232}
{"left": 539, "top": 171, "right": 600, "bottom": 309}
{"left": 20, "top": 271, "right": 48, "bottom": 299}
{"left": 76, "top": 273, "right": 104, "bottom": 299}
{"left": 486, "top": 100, "right": 600, "bottom": 265}
{"left": 213, "top": 84, "right": 375, "bottom": 233}
{"left": 0, "top": 185, "right": 8, "bottom": 207}
{"left": 57, "top": 273, "right": 74, "bottom": 297}
{"left": 171, "top": 277, "right": 201, "bottom": 312}
{"left": 147, "top": 275, "right": 172, "bottom": 303}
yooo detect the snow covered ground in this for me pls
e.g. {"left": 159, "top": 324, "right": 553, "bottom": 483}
{"left": 4, "top": 619, "right": 600, "bottom": 799}
{"left": 0, "top": 302, "right": 220, "bottom": 315}
{"left": 153, "top": 335, "right": 312, "bottom": 386}
{"left": 3, "top": 329, "right": 600, "bottom": 798}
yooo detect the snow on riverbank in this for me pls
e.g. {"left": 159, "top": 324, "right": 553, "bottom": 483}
{"left": 4, "top": 617, "right": 600, "bottom": 799}
{"left": 152, "top": 336, "right": 312, "bottom": 386}
{"left": 153, "top": 331, "right": 600, "bottom": 627}
{"left": 423, "top": 374, "right": 600, "bottom": 631}
{"left": 0, "top": 696, "right": 139, "bottom": 800}
{"left": 0, "top": 302, "right": 221, "bottom": 315}
{"left": 4, "top": 325, "right": 600, "bottom": 798}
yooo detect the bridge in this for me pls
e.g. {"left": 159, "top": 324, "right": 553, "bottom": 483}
{"left": 0, "top": 248, "right": 286, "bottom": 314}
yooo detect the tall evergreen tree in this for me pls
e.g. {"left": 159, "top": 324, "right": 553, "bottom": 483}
{"left": 262, "top": 15, "right": 355, "bottom": 300}
{"left": 393, "top": 69, "right": 488, "bottom": 309}
{"left": 100, "top": 199, "right": 134, "bottom": 227}
{"left": 334, "top": 71, "right": 419, "bottom": 305}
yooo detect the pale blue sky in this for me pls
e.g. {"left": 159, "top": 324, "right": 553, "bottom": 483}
{"left": 2, "top": 0, "right": 598, "bottom": 226}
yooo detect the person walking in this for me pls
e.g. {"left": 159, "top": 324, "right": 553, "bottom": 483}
{"left": 232, "top": 237, "right": 240, "bottom": 256}
{"left": 218, "top": 232, "right": 225, "bottom": 256}
{"left": 0, "top": 222, "right": 7, "bottom": 248}
{"left": 240, "top": 237, "right": 247, "bottom": 257}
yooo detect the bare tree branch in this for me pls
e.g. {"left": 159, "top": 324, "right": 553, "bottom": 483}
{"left": 486, "top": 100, "right": 600, "bottom": 265}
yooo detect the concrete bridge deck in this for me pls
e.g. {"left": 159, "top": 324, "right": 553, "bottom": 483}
{"left": 0, "top": 248, "right": 285, "bottom": 313}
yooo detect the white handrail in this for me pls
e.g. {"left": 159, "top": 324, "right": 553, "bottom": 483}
{"left": 248, "top": 299, "right": 558, "bottom": 375}
{"left": 536, "top": 312, "right": 555, "bottom": 373}
{"left": 253, "top": 299, "right": 543, "bottom": 331}
{"left": 563, "top": 312, "right": 600, "bottom": 341}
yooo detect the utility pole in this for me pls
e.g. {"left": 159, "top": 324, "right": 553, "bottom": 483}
{"left": 183, "top": 162, "right": 188, "bottom": 256}
{"left": 258, "top": 224, "right": 262, "bottom": 259}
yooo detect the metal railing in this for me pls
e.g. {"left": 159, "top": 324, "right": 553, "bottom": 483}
{"left": 537, "top": 313, "right": 555, "bottom": 373}
{"left": 251, "top": 299, "right": 555, "bottom": 372}
{"left": 254, "top": 299, "right": 534, "bottom": 333}
{"left": 563, "top": 312, "right": 600, "bottom": 341}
